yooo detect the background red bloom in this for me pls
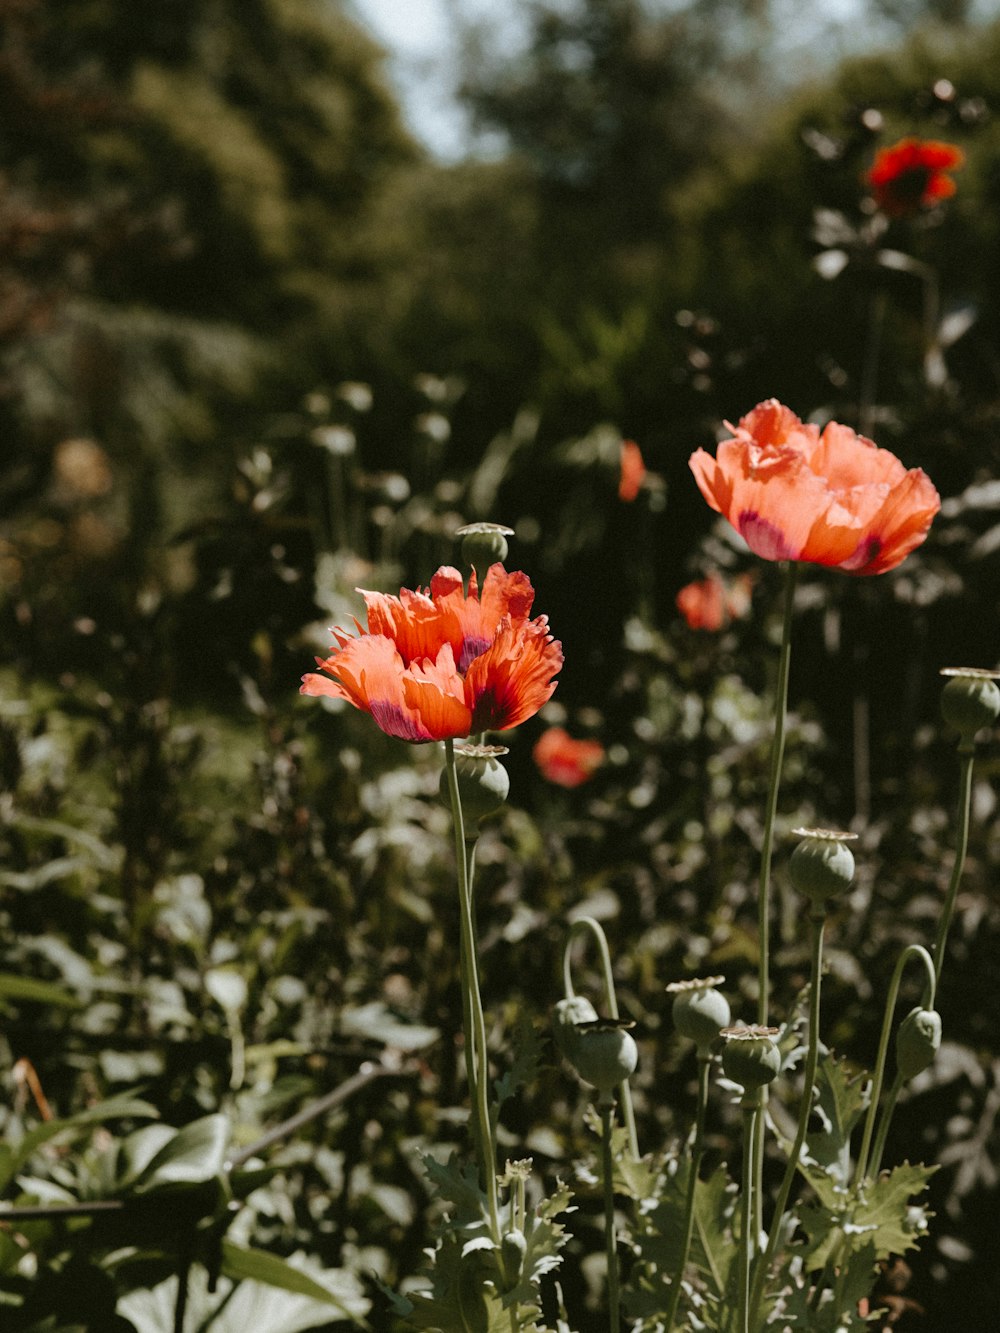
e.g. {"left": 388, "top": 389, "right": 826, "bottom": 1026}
{"left": 677, "top": 572, "right": 753, "bottom": 631}
{"left": 867, "top": 137, "right": 964, "bottom": 218}
{"left": 533, "top": 726, "right": 605, "bottom": 787}
{"left": 619, "top": 439, "right": 646, "bottom": 501}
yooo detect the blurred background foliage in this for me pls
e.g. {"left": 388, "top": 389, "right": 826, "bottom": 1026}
{"left": 2, "top": 0, "right": 1000, "bottom": 1327}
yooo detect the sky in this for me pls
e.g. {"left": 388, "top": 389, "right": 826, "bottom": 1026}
{"left": 351, "top": 0, "right": 501, "bottom": 159}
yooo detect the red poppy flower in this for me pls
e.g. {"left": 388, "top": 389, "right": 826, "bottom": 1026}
{"left": 867, "top": 138, "right": 964, "bottom": 218}
{"left": 689, "top": 399, "right": 940, "bottom": 575}
{"left": 619, "top": 439, "right": 646, "bottom": 501}
{"left": 301, "top": 564, "right": 563, "bottom": 742}
{"left": 533, "top": 727, "right": 605, "bottom": 788}
{"left": 677, "top": 572, "right": 754, "bottom": 631}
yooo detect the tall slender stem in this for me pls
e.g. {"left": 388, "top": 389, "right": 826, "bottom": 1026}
{"left": 852, "top": 944, "right": 935, "bottom": 1192}
{"left": 750, "top": 909, "right": 826, "bottom": 1324}
{"left": 563, "top": 917, "right": 639, "bottom": 1160}
{"left": 737, "top": 1103, "right": 759, "bottom": 1333}
{"left": 665, "top": 1053, "right": 712, "bottom": 1333}
{"left": 758, "top": 563, "right": 797, "bottom": 1026}
{"left": 868, "top": 1071, "right": 905, "bottom": 1179}
{"left": 600, "top": 1101, "right": 621, "bottom": 1333}
{"left": 931, "top": 747, "right": 975, "bottom": 988}
{"left": 443, "top": 738, "right": 500, "bottom": 1238}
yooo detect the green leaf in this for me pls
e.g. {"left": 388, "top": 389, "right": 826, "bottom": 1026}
{"left": 804, "top": 1055, "right": 869, "bottom": 1186}
{"left": 339, "top": 1000, "right": 438, "bottom": 1052}
{"left": 854, "top": 1161, "right": 936, "bottom": 1259}
{"left": 493, "top": 1015, "right": 544, "bottom": 1115}
{"left": 132, "top": 1114, "right": 230, "bottom": 1193}
{"left": 0, "top": 971, "right": 83, "bottom": 1008}
{"left": 220, "top": 1242, "right": 369, "bottom": 1325}
{"left": 0, "top": 1094, "right": 159, "bottom": 1193}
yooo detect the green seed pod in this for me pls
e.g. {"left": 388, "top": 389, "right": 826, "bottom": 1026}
{"left": 564, "top": 1018, "right": 638, "bottom": 1099}
{"left": 720, "top": 1025, "right": 782, "bottom": 1091}
{"left": 456, "top": 522, "right": 514, "bottom": 573}
{"left": 896, "top": 1006, "right": 942, "bottom": 1082}
{"left": 940, "top": 669, "right": 1000, "bottom": 743}
{"left": 440, "top": 745, "right": 510, "bottom": 833}
{"left": 552, "top": 995, "right": 599, "bottom": 1062}
{"left": 667, "top": 976, "right": 731, "bottom": 1052}
{"left": 789, "top": 828, "right": 857, "bottom": 906}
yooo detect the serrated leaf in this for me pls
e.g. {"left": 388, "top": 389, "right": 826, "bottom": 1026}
{"left": 493, "top": 1016, "right": 544, "bottom": 1114}
{"left": 854, "top": 1161, "right": 936, "bottom": 1258}
{"left": 421, "top": 1153, "right": 490, "bottom": 1223}
{"left": 805, "top": 1054, "right": 869, "bottom": 1185}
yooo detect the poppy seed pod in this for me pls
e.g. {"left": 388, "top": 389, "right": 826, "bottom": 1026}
{"left": 500, "top": 1229, "right": 528, "bottom": 1288}
{"left": 440, "top": 745, "right": 510, "bottom": 832}
{"left": 940, "top": 669, "right": 1000, "bottom": 743}
{"left": 896, "top": 1006, "right": 942, "bottom": 1082}
{"left": 667, "top": 976, "right": 730, "bottom": 1052}
{"left": 457, "top": 522, "right": 514, "bottom": 572}
{"left": 564, "top": 1018, "right": 638, "bottom": 1100}
{"left": 551, "top": 995, "right": 599, "bottom": 1061}
{"left": 789, "top": 828, "right": 857, "bottom": 905}
{"left": 720, "top": 1025, "right": 782, "bottom": 1091}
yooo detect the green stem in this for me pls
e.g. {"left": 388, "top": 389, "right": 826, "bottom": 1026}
{"left": 931, "top": 746, "right": 975, "bottom": 988}
{"left": 750, "top": 909, "right": 826, "bottom": 1324}
{"left": 665, "top": 1053, "right": 712, "bottom": 1333}
{"left": 444, "top": 738, "right": 501, "bottom": 1238}
{"left": 758, "top": 563, "right": 797, "bottom": 1026}
{"left": 600, "top": 1101, "right": 621, "bottom": 1333}
{"left": 852, "top": 944, "right": 935, "bottom": 1193}
{"left": 868, "top": 1070, "right": 905, "bottom": 1180}
{"left": 563, "top": 917, "right": 640, "bottom": 1160}
{"left": 737, "top": 1102, "right": 759, "bottom": 1333}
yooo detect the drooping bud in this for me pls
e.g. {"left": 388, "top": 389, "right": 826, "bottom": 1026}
{"left": 667, "top": 976, "right": 730, "bottom": 1053}
{"left": 896, "top": 1006, "right": 942, "bottom": 1082}
{"left": 940, "top": 668, "right": 1000, "bottom": 745}
{"left": 789, "top": 828, "right": 858, "bottom": 907}
{"left": 500, "top": 1229, "right": 528, "bottom": 1289}
{"left": 561, "top": 1017, "right": 638, "bottom": 1104}
{"left": 440, "top": 745, "right": 510, "bottom": 835}
{"left": 720, "top": 1024, "right": 782, "bottom": 1095}
{"left": 456, "top": 522, "right": 514, "bottom": 573}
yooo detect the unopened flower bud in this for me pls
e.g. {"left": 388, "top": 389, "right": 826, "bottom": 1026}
{"left": 667, "top": 976, "right": 730, "bottom": 1052}
{"left": 789, "top": 828, "right": 857, "bottom": 906}
{"left": 552, "top": 995, "right": 599, "bottom": 1061}
{"left": 440, "top": 745, "right": 510, "bottom": 834}
{"left": 457, "top": 522, "right": 514, "bottom": 572}
{"left": 720, "top": 1025, "right": 782, "bottom": 1092}
{"left": 562, "top": 1017, "right": 638, "bottom": 1102}
{"left": 500, "top": 1229, "right": 528, "bottom": 1288}
{"left": 896, "top": 1006, "right": 941, "bottom": 1082}
{"left": 940, "top": 669, "right": 1000, "bottom": 744}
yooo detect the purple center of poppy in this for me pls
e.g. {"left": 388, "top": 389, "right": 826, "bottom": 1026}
{"left": 737, "top": 510, "right": 797, "bottom": 561}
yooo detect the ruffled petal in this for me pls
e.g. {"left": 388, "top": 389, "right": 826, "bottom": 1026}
{"left": 465, "top": 618, "right": 563, "bottom": 732}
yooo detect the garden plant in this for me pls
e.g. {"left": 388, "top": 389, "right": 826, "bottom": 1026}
{"left": 3, "top": 3, "right": 1000, "bottom": 1329}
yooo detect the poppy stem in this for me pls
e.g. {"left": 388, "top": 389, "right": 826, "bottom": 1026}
{"left": 664, "top": 1051, "right": 712, "bottom": 1333}
{"left": 852, "top": 943, "right": 935, "bottom": 1193}
{"left": 757, "top": 561, "right": 797, "bottom": 1028}
{"left": 930, "top": 746, "right": 975, "bottom": 988}
{"left": 737, "top": 1100, "right": 760, "bottom": 1333}
{"left": 600, "top": 1099, "right": 621, "bottom": 1333}
{"left": 443, "top": 737, "right": 501, "bottom": 1240}
{"left": 749, "top": 907, "right": 826, "bottom": 1324}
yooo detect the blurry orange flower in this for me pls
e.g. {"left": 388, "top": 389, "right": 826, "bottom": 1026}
{"left": 619, "top": 439, "right": 646, "bottom": 501}
{"left": 689, "top": 399, "right": 940, "bottom": 575}
{"left": 676, "top": 572, "right": 753, "bottom": 631}
{"left": 533, "top": 727, "right": 604, "bottom": 787}
{"left": 302, "top": 564, "right": 562, "bottom": 742}
{"left": 867, "top": 137, "right": 964, "bottom": 218}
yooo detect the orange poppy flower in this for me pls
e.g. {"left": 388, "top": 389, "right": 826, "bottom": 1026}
{"left": 676, "top": 572, "right": 754, "bottom": 631}
{"left": 301, "top": 564, "right": 563, "bottom": 742}
{"left": 533, "top": 727, "right": 605, "bottom": 788}
{"left": 689, "top": 399, "right": 940, "bottom": 575}
{"left": 867, "top": 137, "right": 964, "bottom": 218}
{"left": 619, "top": 439, "right": 646, "bottom": 501}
